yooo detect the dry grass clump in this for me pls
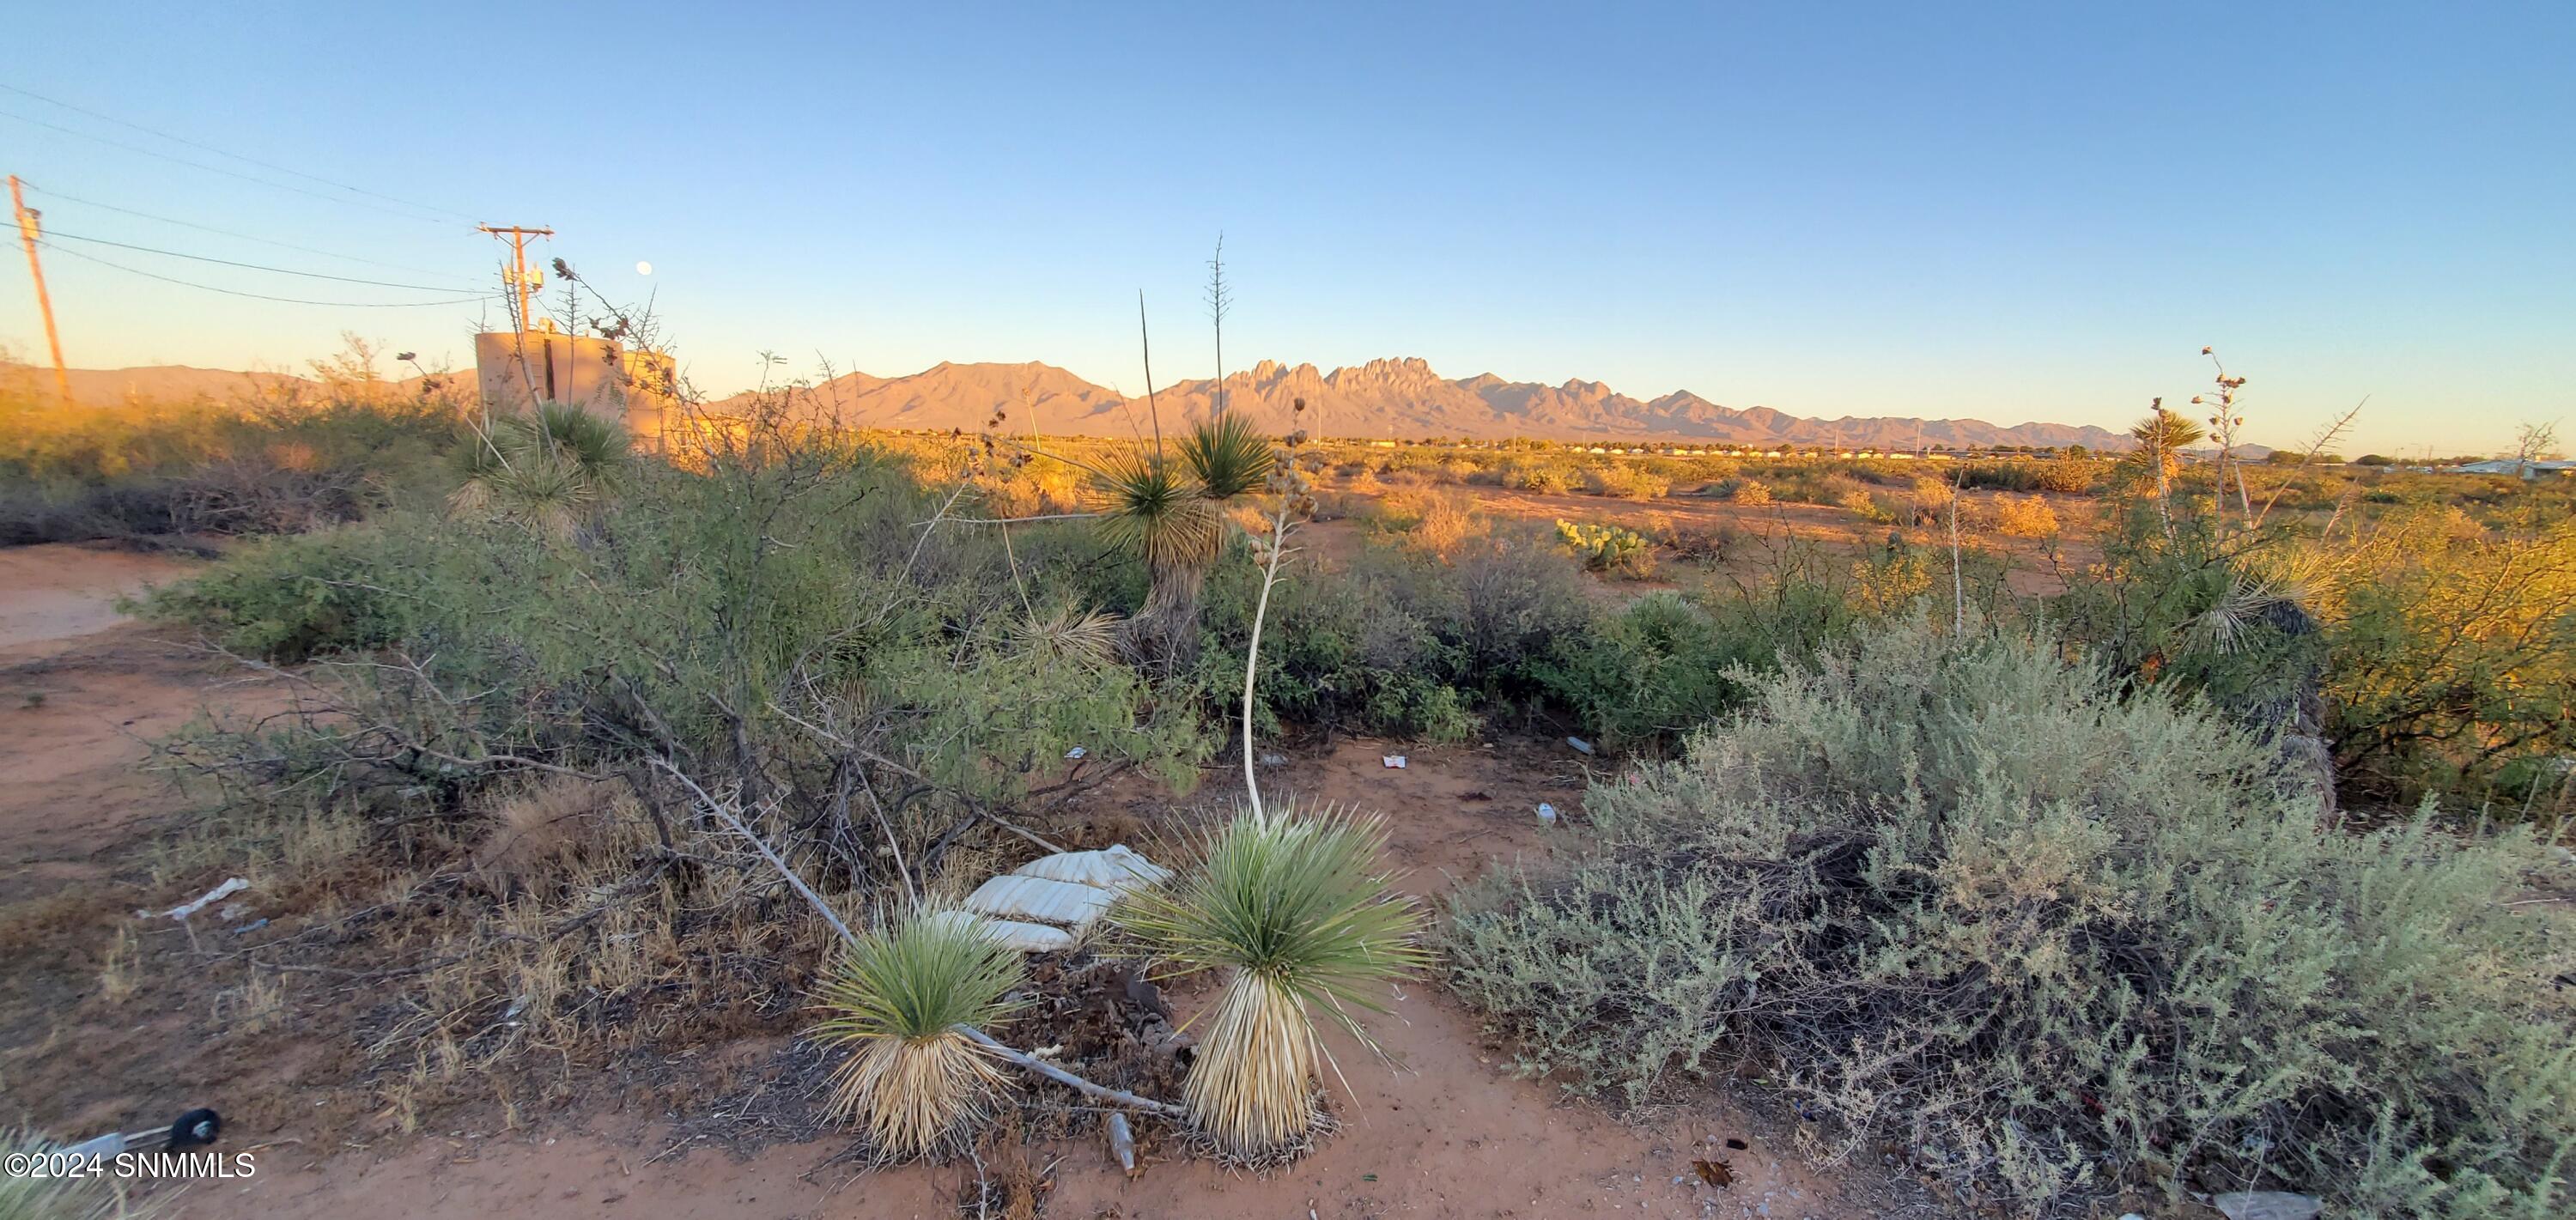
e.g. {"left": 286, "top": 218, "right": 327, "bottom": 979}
{"left": 1446, "top": 617, "right": 2576, "bottom": 1217}
{"left": 1113, "top": 802, "right": 1425, "bottom": 1158}
{"left": 474, "top": 774, "right": 626, "bottom": 881}
{"left": 1724, "top": 476, "right": 1774, "bottom": 506}
{"left": 1370, "top": 488, "right": 1481, "bottom": 558}
{"left": 811, "top": 907, "right": 1026, "bottom": 1159}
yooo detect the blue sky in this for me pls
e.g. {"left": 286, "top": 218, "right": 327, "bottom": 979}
{"left": 3, "top": 2, "right": 2568, "bottom": 454}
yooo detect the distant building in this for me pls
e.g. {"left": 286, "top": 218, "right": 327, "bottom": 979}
{"left": 2452, "top": 458, "right": 2575, "bottom": 478}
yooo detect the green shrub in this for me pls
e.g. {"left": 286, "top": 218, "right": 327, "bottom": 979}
{"left": 1448, "top": 619, "right": 2576, "bottom": 1217}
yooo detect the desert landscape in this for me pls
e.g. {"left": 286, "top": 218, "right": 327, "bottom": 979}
{"left": 6, "top": 10, "right": 2574, "bottom": 1218}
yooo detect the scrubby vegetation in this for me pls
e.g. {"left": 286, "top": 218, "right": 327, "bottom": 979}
{"left": 15, "top": 335, "right": 2575, "bottom": 1212}
{"left": 1446, "top": 618, "right": 2576, "bottom": 1217}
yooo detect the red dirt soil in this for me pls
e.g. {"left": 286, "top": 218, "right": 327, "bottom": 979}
{"left": 0, "top": 542, "right": 1944, "bottom": 1220}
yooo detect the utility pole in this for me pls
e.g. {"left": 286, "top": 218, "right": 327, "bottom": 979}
{"left": 477, "top": 224, "right": 553, "bottom": 331}
{"left": 9, "top": 175, "right": 72, "bottom": 405}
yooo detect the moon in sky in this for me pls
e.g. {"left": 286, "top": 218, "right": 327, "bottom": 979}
{"left": 635, "top": 261, "right": 653, "bottom": 276}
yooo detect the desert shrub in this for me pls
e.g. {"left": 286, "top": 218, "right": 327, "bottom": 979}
{"left": 1370, "top": 487, "right": 1480, "bottom": 557}
{"left": 1447, "top": 619, "right": 2576, "bottom": 1217}
{"left": 1194, "top": 543, "right": 1479, "bottom": 742}
{"left": 1583, "top": 463, "right": 1670, "bottom": 501}
{"left": 1990, "top": 493, "right": 2061, "bottom": 537}
{"left": 2318, "top": 511, "right": 2576, "bottom": 814}
{"left": 1554, "top": 519, "right": 1656, "bottom": 579}
{"left": 1500, "top": 458, "right": 1577, "bottom": 494}
{"left": 140, "top": 525, "right": 424, "bottom": 660}
{"left": 1721, "top": 476, "right": 1773, "bottom": 507}
{"left": 1834, "top": 487, "right": 1888, "bottom": 522}
{"left": 0, "top": 379, "right": 465, "bottom": 543}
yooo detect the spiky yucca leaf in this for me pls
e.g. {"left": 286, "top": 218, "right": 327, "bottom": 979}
{"left": 1111, "top": 801, "right": 1427, "bottom": 1156}
{"left": 1012, "top": 603, "right": 1122, "bottom": 669}
{"left": 448, "top": 403, "right": 629, "bottom": 539}
{"left": 1178, "top": 413, "right": 1276, "bottom": 501}
{"left": 810, "top": 908, "right": 1027, "bottom": 1158}
{"left": 1, "top": 1129, "right": 146, "bottom": 1218}
{"left": 1092, "top": 448, "right": 1221, "bottom": 568}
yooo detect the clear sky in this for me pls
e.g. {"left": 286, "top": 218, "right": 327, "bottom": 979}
{"left": 3, "top": 2, "right": 2568, "bottom": 455}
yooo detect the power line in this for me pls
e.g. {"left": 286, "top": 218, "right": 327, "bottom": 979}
{"left": 41, "top": 228, "right": 487, "bottom": 292}
{"left": 45, "top": 241, "right": 502, "bottom": 308}
{"left": 0, "top": 82, "right": 481, "bottom": 223}
{"left": 0, "top": 106, "right": 461, "bottom": 228}
{"left": 21, "top": 183, "right": 479, "bottom": 282}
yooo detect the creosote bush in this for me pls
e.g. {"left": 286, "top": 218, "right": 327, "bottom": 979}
{"left": 1445, "top": 617, "right": 2575, "bottom": 1218}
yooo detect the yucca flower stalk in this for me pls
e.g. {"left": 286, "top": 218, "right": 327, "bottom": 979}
{"left": 809, "top": 907, "right": 1027, "bottom": 1159}
{"left": 1112, "top": 801, "right": 1427, "bottom": 1157}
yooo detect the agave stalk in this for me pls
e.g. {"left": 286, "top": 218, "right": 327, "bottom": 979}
{"left": 1113, "top": 802, "right": 1426, "bottom": 1157}
{"left": 809, "top": 907, "right": 1026, "bottom": 1158}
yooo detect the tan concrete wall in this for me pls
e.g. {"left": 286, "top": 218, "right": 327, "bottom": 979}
{"left": 473, "top": 331, "right": 677, "bottom": 451}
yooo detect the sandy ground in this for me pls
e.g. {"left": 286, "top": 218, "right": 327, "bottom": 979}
{"left": 0, "top": 542, "right": 1946, "bottom": 1220}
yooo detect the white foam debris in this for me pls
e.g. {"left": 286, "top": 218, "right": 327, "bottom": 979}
{"left": 943, "top": 844, "right": 1175, "bottom": 953}
{"left": 1011, "top": 844, "right": 1171, "bottom": 893}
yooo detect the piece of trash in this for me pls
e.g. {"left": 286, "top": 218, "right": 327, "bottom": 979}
{"left": 1361, "top": 1174, "right": 1377, "bottom": 1182}
{"left": 1723, "top": 1137, "right": 1748, "bottom": 1150}
{"left": 1382, "top": 755, "right": 1406, "bottom": 768}
{"left": 1259, "top": 751, "right": 1288, "bottom": 767}
{"left": 216, "top": 901, "right": 251, "bottom": 923}
{"left": 1064, "top": 745, "right": 1087, "bottom": 760}
{"left": 1536, "top": 803, "right": 1558, "bottom": 825}
{"left": 140, "top": 877, "right": 248, "bottom": 923}
{"left": 1691, "top": 1158, "right": 1733, "bottom": 1187}
{"left": 1566, "top": 736, "right": 1595, "bottom": 756}
{"left": 1106, "top": 1111, "right": 1138, "bottom": 1176}
{"left": 229, "top": 918, "right": 268, "bottom": 935}
{"left": 2212, "top": 1192, "right": 2322, "bottom": 1220}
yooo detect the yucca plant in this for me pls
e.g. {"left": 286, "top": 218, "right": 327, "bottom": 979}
{"left": 1092, "top": 446, "right": 1223, "bottom": 672}
{"left": 1178, "top": 412, "right": 1275, "bottom": 501}
{"left": 1112, "top": 802, "right": 1427, "bottom": 1157}
{"left": 810, "top": 908, "right": 1027, "bottom": 1159}
{"left": 449, "top": 402, "right": 629, "bottom": 540}
{"left": 0, "top": 1129, "right": 143, "bottom": 1218}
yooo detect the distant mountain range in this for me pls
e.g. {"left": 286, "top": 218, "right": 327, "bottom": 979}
{"left": 718, "top": 356, "right": 2136, "bottom": 451}
{"left": 15, "top": 357, "right": 2134, "bottom": 451}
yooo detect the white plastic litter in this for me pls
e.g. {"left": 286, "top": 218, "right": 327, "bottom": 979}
{"left": 2212, "top": 1193, "right": 2322, "bottom": 1220}
{"left": 1566, "top": 736, "right": 1596, "bottom": 756}
{"left": 1537, "top": 802, "right": 1558, "bottom": 825}
{"left": 1064, "top": 745, "right": 1087, "bottom": 760}
{"left": 965, "top": 874, "right": 1115, "bottom": 929}
{"left": 1012, "top": 844, "right": 1170, "bottom": 892}
{"left": 1382, "top": 755, "right": 1407, "bottom": 768}
{"left": 922, "top": 908, "right": 1076, "bottom": 954}
{"left": 139, "top": 877, "right": 247, "bottom": 923}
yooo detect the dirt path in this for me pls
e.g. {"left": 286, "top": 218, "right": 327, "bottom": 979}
{"left": 0, "top": 543, "right": 1940, "bottom": 1220}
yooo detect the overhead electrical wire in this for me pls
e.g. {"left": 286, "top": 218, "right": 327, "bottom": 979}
{"left": 0, "top": 106, "right": 463, "bottom": 228}
{"left": 45, "top": 242, "right": 502, "bottom": 309}
{"left": 20, "top": 184, "right": 481, "bottom": 283}
{"left": 0, "top": 82, "right": 482, "bottom": 224}
{"left": 39, "top": 228, "right": 490, "bottom": 292}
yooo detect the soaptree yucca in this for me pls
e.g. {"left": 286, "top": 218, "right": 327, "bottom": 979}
{"left": 1113, "top": 802, "right": 1427, "bottom": 1157}
{"left": 1092, "top": 446, "right": 1223, "bottom": 672}
{"left": 450, "top": 402, "right": 629, "bottom": 539}
{"left": 810, "top": 908, "right": 1027, "bottom": 1158}
{"left": 1178, "top": 412, "right": 1275, "bottom": 501}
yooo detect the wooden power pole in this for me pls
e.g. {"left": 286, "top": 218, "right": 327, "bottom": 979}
{"left": 477, "top": 223, "right": 554, "bottom": 331}
{"left": 9, "top": 175, "right": 73, "bottom": 405}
